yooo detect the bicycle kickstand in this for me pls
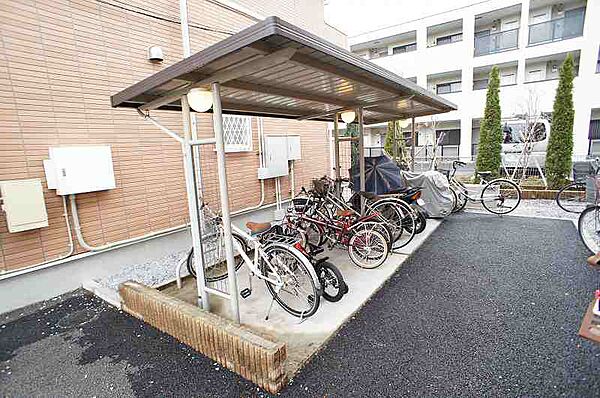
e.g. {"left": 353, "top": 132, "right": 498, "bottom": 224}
{"left": 264, "top": 296, "right": 276, "bottom": 321}
{"left": 297, "top": 309, "right": 308, "bottom": 325}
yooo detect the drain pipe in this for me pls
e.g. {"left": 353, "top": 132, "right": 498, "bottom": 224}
{"left": 69, "top": 194, "right": 187, "bottom": 251}
{"left": 0, "top": 195, "right": 75, "bottom": 280}
{"left": 230, "top": 116, "right": 265, "bottom": 215}
{"left": 290, "top": 160, "right": 295, "bottom": 199}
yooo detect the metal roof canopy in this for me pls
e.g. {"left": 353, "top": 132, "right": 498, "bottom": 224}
{"left": 108, "top": 17, "right": 457, "bottom": 325}
{"left": 111, "top": 16, "right": 456, "bottom": 124}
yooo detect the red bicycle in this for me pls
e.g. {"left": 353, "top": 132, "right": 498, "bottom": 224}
{"left": 284, "top": 198, "right": 391, "bottom": 269}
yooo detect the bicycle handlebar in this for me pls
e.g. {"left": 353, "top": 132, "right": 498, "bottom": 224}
{"left": 453, "top": 160, "right": 466, "bottom": 169}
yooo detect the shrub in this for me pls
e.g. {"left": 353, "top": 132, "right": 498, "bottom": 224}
{"left": 475, "top": 66, "right": 502, "bottom": 177}
{"left": 546, "top": 53, "right": 575, "bottom": 189}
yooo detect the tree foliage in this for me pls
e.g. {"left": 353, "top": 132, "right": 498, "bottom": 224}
{"left": 546, "top": 53, "right": 575, "bottom": 188}
{"left": 475, "top": 66, "right": 502, "bottom": 177}
{"left": 384, "top": 120, "right": 405, "bottom": 160}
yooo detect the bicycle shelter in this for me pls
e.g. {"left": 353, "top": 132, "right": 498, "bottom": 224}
{"left": 110, "top": 16, "right": 456, "bottom": 326}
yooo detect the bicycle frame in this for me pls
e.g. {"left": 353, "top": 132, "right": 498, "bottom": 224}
{"left": 293, "top": 206, "right": 380, "bottom": 246}
{"left": 449, "top": 172, "right": 505, "bottom": 204}
{"left": 229, "top": 224, "right": 284, "bottom": 289}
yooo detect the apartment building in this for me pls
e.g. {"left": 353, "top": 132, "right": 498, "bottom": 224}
{"left": 0, "top": 0, "right": 345, "bottom": 274}
{"left": 350, "top": 0, "right": 600, "bottom": 160}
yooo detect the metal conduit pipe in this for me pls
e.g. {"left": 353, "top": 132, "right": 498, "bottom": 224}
{"left": 0, "top": 196, "right": 74, "bottom": 280}
{"left": 230, "top": 116, "right": 266, "bottom": 216}
{"left": 69, "top": 194, "right": 187, "bottom": 252}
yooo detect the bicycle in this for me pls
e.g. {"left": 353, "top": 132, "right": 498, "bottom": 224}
{"left": 556, "top": 180, "right": 587, "bottom": 214}
{"left": 556, "top": 158, "right": 600, "bottom": 214}
{"left": 249, "top": 220, "right": 349, "bottom": 303}
{"left": 578, "top": 175, "right": 600, "bottom": 254}
{"left": 185, "top": 204, "right": 321, "bottom": 319}
{"left": 287, "top": 193, "right": 391, "bottom": 269}
{"left": 308, "top": 176, "right": 417, "bottom": 250}
{"left": 446, "top": 161, "right": 522, "bottom": 215}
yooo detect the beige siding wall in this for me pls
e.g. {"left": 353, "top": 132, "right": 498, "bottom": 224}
{"left": 0, "top": 0, "right": 339, "bottom": 272}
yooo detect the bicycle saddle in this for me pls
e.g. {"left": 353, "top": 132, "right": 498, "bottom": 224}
{"left": 246, "top": 221, "right": 272, "bottom": 234}
{"left": 476, "top": 171, "right": 492, "bottom": 178}
{"left": 358, "top": 191, "right": 379, "bottom": 201}
{"left": 386, "top": 186, "right": 419, "bottom": 195}
{"left": 336, "top": 209, "right": 354, "bottom": 217}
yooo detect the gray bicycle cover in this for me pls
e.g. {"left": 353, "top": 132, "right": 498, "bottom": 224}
{"left": 400, "top": 170, "right": 454, "bottom": 218}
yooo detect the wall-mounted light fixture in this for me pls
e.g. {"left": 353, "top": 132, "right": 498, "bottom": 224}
{"left": 187, "top": 88, "right": 213, "bottom": 112}
{"left": 148, "top": 46, "right": 164, "bottom": 62}
{"left": 340, "top": 110, "right": 356, "bottom": 124}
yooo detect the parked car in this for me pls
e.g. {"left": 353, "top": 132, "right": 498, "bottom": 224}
{"left": 501, "top": 118, "right": 551, "bottom": 168}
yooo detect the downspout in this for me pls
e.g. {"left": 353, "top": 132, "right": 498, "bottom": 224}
{"left": 290, "top": 160, "right": 295, "bottom": 199}
{"left": 230, "top": 116, "right": 265, "bottom": 215}
{"left": 69, "top": 194, "right": 187, "bottom": 252}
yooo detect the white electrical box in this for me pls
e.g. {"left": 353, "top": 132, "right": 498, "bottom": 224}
{"left": 0, "top": 179, "right": 48, "bottom": 233}
{"left": 260, "top": 136, "right": 289, "bottom": 179}
{"left": 286, "top": 135, "right": 302, "bottom": 160}
{"left": 45, "top": 146, "right": 116, "bottom": 195}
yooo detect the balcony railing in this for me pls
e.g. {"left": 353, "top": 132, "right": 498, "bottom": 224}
{"left": 528, "top": 8, "right": 585, "bottom": 45}
{"left": 474, "top": 28, "right": 519, "bottom": 56}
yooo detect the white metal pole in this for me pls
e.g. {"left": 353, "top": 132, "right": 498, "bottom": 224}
{"left": 358, "top": 108, "right": 366, "bottom": 214}
{"left": 333, "top": 113, "right": 342, "bottom": 197}
{"left": 333, "top": 113, "right": 340, "bottom": 179}
{"left": 181, "top": 95, "right": 210, "bottom": 309}
{"left": 211, "top": 82, "right": 241, "bottom": 324}
{"left": 411, "top": 117, "right": 416, "bottom": 171}
{"left": 180, "top": 0, "right": 203, "bottom": 193}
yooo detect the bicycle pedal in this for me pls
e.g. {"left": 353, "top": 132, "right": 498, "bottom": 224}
{"left": 240, "top": 288, "right": 252, "bottom": 299}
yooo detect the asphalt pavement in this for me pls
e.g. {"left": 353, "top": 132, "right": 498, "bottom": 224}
{"left": 1, "top": 213, "right": 599, "bottom": 397}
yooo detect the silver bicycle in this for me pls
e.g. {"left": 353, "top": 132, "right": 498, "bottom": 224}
{"left": 447, "top": 161, "right": 522, "bottom": 215}
{"left": 185, "top": 204, "right": 321, "bottom": 319}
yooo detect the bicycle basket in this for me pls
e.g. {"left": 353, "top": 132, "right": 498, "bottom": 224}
{"left": 312, "top": 178, "right": 330, "bottom": 195}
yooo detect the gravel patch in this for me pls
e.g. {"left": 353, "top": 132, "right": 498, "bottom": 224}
{"left": 99, "top": 250, "right": 188, "bottom": 290}
{"left": 467, "top": 198, "right": 579, "bottom": 221}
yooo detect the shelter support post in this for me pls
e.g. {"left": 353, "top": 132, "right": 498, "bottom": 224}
{"left": 411, "top": 117, "right": 416, "bottom": 171}
{"left": 333, "top": 113, "right": 340, "bottom": 195}
{"left": 211, "top": 82, "right": 241, "bottom": 324}
{"left": 358, "top": 108, "right": 366, "bottom": 214}
{"left": 181, "top": 95, "right": 210, "bottom": 309}
{"left": 392, "top": 121, "right": 398, "bottom": 161}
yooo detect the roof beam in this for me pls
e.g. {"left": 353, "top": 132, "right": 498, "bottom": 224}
{"left": 297, "top": 95, "right": 413, "bottom": 121}
{"left": 222, "top": 80, "right": 358, "bottom": 108}
{"left": 140, "top": 48, "right": 297, "bottom": 111}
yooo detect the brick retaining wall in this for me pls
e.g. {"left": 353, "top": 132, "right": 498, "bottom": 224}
{"left": 119, "top": 281, "right": 287, "bottom": 393}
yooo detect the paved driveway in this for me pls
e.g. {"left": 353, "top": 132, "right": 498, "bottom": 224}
{"left": 1, "top": 213, "right": 599, "bottom": 397}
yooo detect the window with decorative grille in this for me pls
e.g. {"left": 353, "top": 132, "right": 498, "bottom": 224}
{"left": 223, "top": 115, "right": 253, "bottom": 152}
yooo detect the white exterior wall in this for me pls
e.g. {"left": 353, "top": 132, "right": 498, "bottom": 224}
{"left": 350, "top": 0, "right": 600, "bottom": 159}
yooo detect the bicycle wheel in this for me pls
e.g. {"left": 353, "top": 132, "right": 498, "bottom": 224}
{"left": 369, "top": 199, "right": 415, "bottom": 249}
{"left": 578, "top": 206, "right": 600, "bottom": 254}
{"left": 556, "top": 182, "right": 587, "bottom": 213}
{"left": 354, "top": 221, "right": 392, "bottom": 248}
{"left": 449, "top": 186, "right": 457, "bottom": 213}
{"left": 348, "top": 229, "right": 389, "bottom": 269}
{"left": 480, "top": 178, "right": 521, "bottom": 215}
{"left": 315, "top": 261, "right": 347, "bottom": 302}
{"left": 187, "top": 233, "right": 246, "bottom": 282}
{"left": 452, "top": 187, "right": 468, "bottom": 213}
{"left": 413, "top": 207, "right": 427, "bottom": 234}
{"left": 261, "top": 243, "right": 321, "bottom": 318}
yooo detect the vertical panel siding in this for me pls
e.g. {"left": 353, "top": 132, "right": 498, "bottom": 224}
{"left": 0, "top": 0, "right": 336, "bottom": 272}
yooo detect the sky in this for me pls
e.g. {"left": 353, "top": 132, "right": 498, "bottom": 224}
{"left": 324, "top": 0, "right": 488, "bottom": 37}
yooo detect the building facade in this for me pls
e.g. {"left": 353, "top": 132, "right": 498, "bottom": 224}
{"left": 0, "top": 0, "right": 346, "bottom": 273}
{"left": 350, "top": 0, "right": 600, "bottom": 161}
